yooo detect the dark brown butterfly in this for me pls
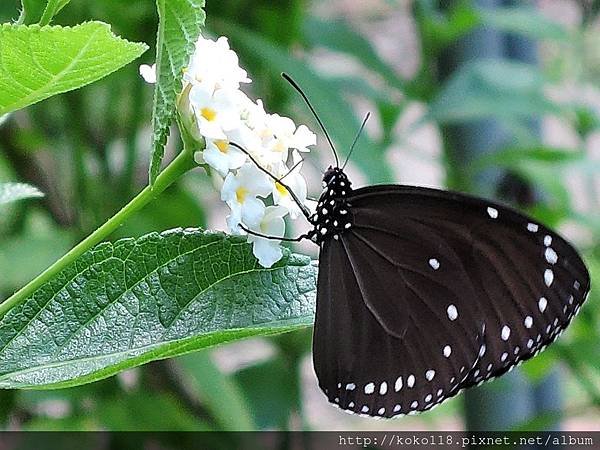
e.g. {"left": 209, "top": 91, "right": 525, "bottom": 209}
{"left": 234, "top": 73, "right": 591, "bottom": 419}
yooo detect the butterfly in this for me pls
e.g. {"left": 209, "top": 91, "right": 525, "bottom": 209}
{"left": 233, "top": 74, "right": 591, "bottom": 419}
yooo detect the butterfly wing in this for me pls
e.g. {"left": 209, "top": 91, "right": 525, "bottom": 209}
{"left": 313, "top": 184, "right": 590, "bottom": 417}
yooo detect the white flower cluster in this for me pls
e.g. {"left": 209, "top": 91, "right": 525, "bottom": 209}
{"left": 142, "top": 35, "right": 316, "bottom": 267}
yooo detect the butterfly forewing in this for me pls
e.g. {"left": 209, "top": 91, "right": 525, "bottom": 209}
{"left": 313, "top": 183, "right": 590, "bottom": 417}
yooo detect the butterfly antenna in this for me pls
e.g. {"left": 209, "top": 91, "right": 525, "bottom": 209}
{"left": 229, "top": 142, "right": 312, "bottom": 221}
{"left": 281, "top": 73, "right": 340, "bottom": 168}
{"left": 279, "top": 156, "right": 304, "bottom": 182}
{"left": 342, "top": 112, "right": 370, "bottom": 170}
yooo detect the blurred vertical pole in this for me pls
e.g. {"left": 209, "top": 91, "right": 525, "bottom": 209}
{"left": 504, "top": 0, "right": 564, "bottom": 431}
{"left": 436, "top": 0, "right": 563, "bottom": 433}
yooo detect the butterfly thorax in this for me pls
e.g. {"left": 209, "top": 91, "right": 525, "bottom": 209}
{"left": 309, "top": 167, "right": 353, "bottom": 244}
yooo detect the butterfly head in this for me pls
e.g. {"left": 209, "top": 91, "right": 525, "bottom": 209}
{"left": 322, "top": 166, "right": 351, "bottom": 195}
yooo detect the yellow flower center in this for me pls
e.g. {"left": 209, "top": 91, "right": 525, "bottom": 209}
{"left": 215, "top": 140, "right": 229, "bottom": 153}
{"left": 201, "top": 107, "right": 217, "bottom": 122}
{"left": 236, "top": 187, "right": 248, "bottom": 203}
{"left": 275, "top": 182, "right": 288, "bottom": 197}
{"left": 273, "top": 140, "right": 286, "bottom": 153}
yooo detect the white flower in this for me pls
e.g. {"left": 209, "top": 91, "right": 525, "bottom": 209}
{"left": 266, "top": 114, "right": 317, "bottom": 159}
{"left": 166, "top": 33, "right": 319, "bottom": 268}
{"left": 247, "top": 206, "right": 288, "bottom": 267}
{"left": 184, "top": 36, "right": 250, "bottom": 91}
{"left": 221, "top": 163, "right": 272, "bottom": 230}
{"left": 272, "top": 152, "right": 307, "bottom": 219}
{"left": 199, "top": 121, "right": 266, "bottom": 176}
{"left": 139, "top": 63, "right": 156, "bottom": 83}
{"left": 189, "top": 84, "right": 241, "bottom": 140}
{"left": 241, "top": 98, "right": 268, "bottom": 132}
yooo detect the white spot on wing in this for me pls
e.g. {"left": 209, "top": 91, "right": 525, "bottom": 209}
{"left": 429, "top": 258, "right": 440, "bottom": 270}
{"left": 346, "top": 383, "right": 356, "bottom": 391}
{"left": 487, "top": 207, "right": 498, "bottom": 219}
{"left": 501, "top": 325, "right": 511, "bottom": 341}
{"left": 364, "top": 383, "right": 375, "bottom": 394}
{"left": 527, "top": 223, "right": 539, "bottom": 232}
{"left": 544, "top": 235, "right": 552, "bottom": 246}
{"left": 544, "top": 269, "right": 554, "bottom": 287}
{"left": 379, "top": 382, "right": 388, "bottom": 395}
{"left": 426, "top": 370, "right": 435, "bottom": 381}
{"left": 443, "top": 345, "right": 452, "bottom": 358}
{"left": 539, "top": 297, "right": 548, "bottom": 313}
{"left": 407, "top": 375, "right": 415, "bottom": 388}
{"left": 394, "top": 377, "right": 403, "bottom": 392}
{"left": 545, "top": 247, "right": 558, "bottom": 265}
{"left": 447, "top": 304, "right": 458, "bottom": 321}
{"left": 524, "top": 316, "right": 533, "bottom": 328}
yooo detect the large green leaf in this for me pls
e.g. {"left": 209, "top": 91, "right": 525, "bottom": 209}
{"left": 0, "top": 22, "right": 147, "bottom": 116}
{"left": 0, "top": 229, "right": 316, "bottom": 389}
{"left": 219, "top": 22, "right": 394, "bottom": 183}
{"left": 150, "top": 0, "right": 205, "bottom": 185}
{"left": 0, "top": 182, "right": 43, "bottom": 205}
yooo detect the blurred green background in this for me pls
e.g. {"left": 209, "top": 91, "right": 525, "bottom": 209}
{"left": 0, "top": 0, "right": 599, "bottom": 433}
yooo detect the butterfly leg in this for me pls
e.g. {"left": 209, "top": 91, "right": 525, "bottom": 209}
{"left": 238, "top": 223, "right": 310, "bottom": 242}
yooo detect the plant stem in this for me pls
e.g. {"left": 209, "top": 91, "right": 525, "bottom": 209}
{"left": 0, "top": 150, "right": 196, "bottom": 317}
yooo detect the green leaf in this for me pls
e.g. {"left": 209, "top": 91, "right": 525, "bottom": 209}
{"left": 0, "top": 22, "right": 147, "bottom": 116}
{"left": 176, "top": 351, "right": 256, "bottom": 430}
{"left": 19, "top": 0, "right": 71, "bottom": 25}
{"left": 302, "top": 17, "right": 404, "bottom": 91}
{"left": 39, "top": 0, "right": 71, "bottom": 26}
{"left": 472, "top": 147, "right": 584, "bottom": 172}
{"left": 0, "top": 212, "right": 72, "bottom": 292}
{"left": 19, "top": 0, "right": 46, "bottom": 24}
{"left": 235, "top": 357, "right": 296, "bottom": 429}
{"left": 219, "top": 22, "right": 394, "bottom": 183}
{"left": 0, "top": 182, "right": 43, "bottom": 205}
{"left": 97, "top": 391, "right": 211, "bottom": 431}
{"left": 429, "top": 59, "right": 559, "bottom": 124}
{"left": 479, "top": 6, "right": 568, "bottom": 41}
{"left": 0, "top": 229, "right": 316, "bottom": 389}
{"left": 150, "top": 0, "right": 205, "bottom": 185}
